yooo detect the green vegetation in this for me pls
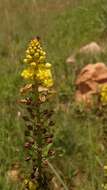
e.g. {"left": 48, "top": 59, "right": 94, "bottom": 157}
{"left": 0, "top": 0, "right": 107, "bottom": 189}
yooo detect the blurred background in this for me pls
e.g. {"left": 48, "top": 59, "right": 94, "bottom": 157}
{"left": 0, "top": 0, "right": 107, "bottom": 189}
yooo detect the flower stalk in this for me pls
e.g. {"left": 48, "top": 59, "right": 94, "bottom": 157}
{"left": 19, "top": 37, "right": 55, "bottom": 190}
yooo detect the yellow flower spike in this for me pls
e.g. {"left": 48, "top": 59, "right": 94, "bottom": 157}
{"left": 21, "top": 38, "right": 54, "bottom": 88}
{"left": 104, "top": 165, "right": 107, "bottom": 170}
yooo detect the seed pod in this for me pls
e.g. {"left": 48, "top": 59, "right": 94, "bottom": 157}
{"left": 24, "top": 142, "right": 31, "bottom": 148}
{"left": 25, "top": 130, "right": 30, "bottom": 136}
{"left": 33, "top": 166, "right": 36, "bottom": 171}
{"left": 43, "top": 109, "right": 48, "bottom": 115}
{"left": 20, "top": 84, "right": 32, "bottom": 94}
{"left": 49, "top": 121, "right": 55, "bottom": 126}
{"left": 43, "top": 160, "right": 48, "bottom": 166}
{"left": 31, "top": 173, "right": 35, "bottom": 179}
{"left": 47, "top": 111, "right": 54, "bottom": 118}
{"left": 27, "top": 125, "right": 33, "bottom": 130}
{"left": 22, "top": 116, "right": 29, "bottom": 121}
{"left": 29, "top": 139, "right": 34, "bottom": 145}
{"left": 25, "top": 156, "right": 31, "bottom": 161}
{"left": 33, "top": 159, "right": 36, "bottom": 162}
{"left": 26, "top": 98, "right": 32, "bottom": 105}
{"left": 45, "top": 134, "right": 53, "bottom": 139}
{"left": 46, "top": 138, "right": 52, "bottom": 144}
{"left": 39, "top": 95, "right": 46, "bottom": 103}
{"left": 18, "top": 99, "right": 28, "bottom": 104}
{"left": 36, "top": 123, "right": 41, "bottom": 128}
{"left": 42, "top": 128, "right": 47, "bottom": 134}
{"left": 48, "top": 150, "right": 55, "bottom": 156}
{"left": 34, "top": 129, "right": 37, "bottom": 135}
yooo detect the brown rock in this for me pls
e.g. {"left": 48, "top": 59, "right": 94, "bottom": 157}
{"left": 66, "top": 42, "right": 103, "bottom": 66}
{"left": 75, "top": 63, "right": 107, "bottom": 104}
{"left": 66, "top": 55, "right": 75, "bottom": 64}
{"left": 79, "top": 42, "right": 102, "bottom": 55}
{"left": 7, "top": 163, "right": 21, "bottom": 182}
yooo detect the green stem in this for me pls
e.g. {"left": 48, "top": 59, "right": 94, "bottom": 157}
{"left": 47, "top": 161, "right": 69, "bottom": 190}
{"left": 37, "top": 110, "right": 42, "bottom": 185}
{"left": 34, "top": 83, "right": 43, "bottom": 187}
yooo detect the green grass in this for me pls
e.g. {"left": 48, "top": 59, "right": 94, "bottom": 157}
{"left": 0, "top": 0, "right": 107, "bottom": 189}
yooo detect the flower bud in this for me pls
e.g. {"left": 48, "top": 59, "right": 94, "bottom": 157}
{"left": 23, "top": 59, "right": 28, "bottom": 64}
{"left": 26, "top": 54, "right": 32, "bottom": 60}
{"left": 30, "top": 62, "right": 36, "bottom": 67}
{"left": 29, "top": 139, "right": 34, "bottom": 145}
{"left": 49, "top": 121, "right": 55, "bottom": 126}
{"left": 27, "top": 125, "right": 33, "bottom": 130}
{"left": 26, "top": 49, "right": 30, "bottom": 54}
{"left": 40, "top": 51, "right": 46, "bottom": 56}
{"left": 30, "top": 49, "right": 35, "bottom": 55}
{"left": 45, "top": 63, "right": 51, "bottom": 68}
{"left": 39, "top": 56, "right": 46, "bottom": 63}
{"left": 24, "top": 179, "right": 29, "bottom": 185}
{"left": 34, "top": 52, "right": 39, "bottom": 59}
{"left": 48, "top": 150, "right": 55, "bottom": 156}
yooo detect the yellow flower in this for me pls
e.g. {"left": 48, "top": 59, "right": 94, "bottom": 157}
{"left": 28, "top": 180, "right": 38, "bottom": 190}
{"left": 37, "top": 67, "right": 52, "bottom": 80}
{"left": 21, "top": 68, "right": 34, "bottom": 79}
{"left": 43, "top": 78, "right": 53, "bottom": 87}
{"left": 26, "top": 54, "right": 32, "bottom": 60}
{"left": 45, "top": 63, "right": 52, "bottom": 68}
{"left": 23, "top": 59, "right": 28, "bottom": 64}
{"left": 22, "top": 179, "right": 38, "bottom": 190}
{"left": 28, "top": 46, "right": 32, "bottom": 51}
{"left": 39, "top": 56, "right": 46, "bottom": 63}
{"left": 30, "top": 62, "right": 36, "bottom": 67}
{"left": 34, "top": 52, "right": 39, "bottom": 59}
{"left": 21, "top": 38, "right": 54, "bottom": 88}
{"left": 24, "top": 179, "right": 29, "bottom": 185}
{"left": 40, "top": 50, "right": 46, "bottom": 56}
{"left": 30, "top": 49, "right": 35, "bottom": 55}
{"left": 100, "top": 84, "right": 107, "bottom": 104}
{"left": 26, "top": 49, "right": 30, "bottom": 54}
